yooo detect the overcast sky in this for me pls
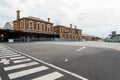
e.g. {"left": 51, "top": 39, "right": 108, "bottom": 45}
{"left": 0, "top": 0, "right": 120, "bottom": 38}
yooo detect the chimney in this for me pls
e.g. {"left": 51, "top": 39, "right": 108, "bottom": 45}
{"left": 16, "top": 10, "right": 20, "bottom": 29}
{"left": 48, "top": 18, "right": 50, "bottom": 22}
{"left": 74, "top": 25, "right": 77, "bottom": 29}
{"left": 112, "top": 31, "right": 116, "bottom": 35}
{"left": 70, "top": 24, "right": 72, "bottom": 28}
{"left": 16, "top": 10, "right": 20, "bottom": 20}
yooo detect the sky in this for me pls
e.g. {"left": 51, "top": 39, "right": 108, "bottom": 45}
{"left": 0, "top": 0, "right": 120, "bottom": 38}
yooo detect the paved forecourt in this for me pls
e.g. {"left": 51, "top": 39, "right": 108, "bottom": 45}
{"left": 0, "top": 44, "right": 88, "bottom": 80}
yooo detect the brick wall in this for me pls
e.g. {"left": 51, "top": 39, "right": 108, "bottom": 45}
{"left": 13, "top": 18, "right": 54, "bottom": 33}
{"left": 54, "top": 25, "right": 82, "bottom": 41}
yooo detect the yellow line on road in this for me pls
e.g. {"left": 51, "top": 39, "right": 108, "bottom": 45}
{"left": 114, "top": 47, "right": 120, "bottom": 51}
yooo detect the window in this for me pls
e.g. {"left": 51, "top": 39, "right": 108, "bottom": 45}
{"left": 14, "top": 22, "right": 17, "bottom": 28}
{"left": 20, "top": 21, "right": 23, "bottom": 29}
{"left": 29, "top": 21, "right": 33, "bottom": 29}
{"left": 63, "top": 28, "right": 64, "bottom": 33}
{"left": 48, "top": 28, "right": 50, "bottom": 31}
{"left": 64, "top": 29, "right": 66, "bottom": 33}
{"left": 60, "top": 28, "right": 62, "bottom": 33}
{"left": 37, "top": 22, "right": 40, "bottom": 30}
{"left": 38, "top": 24, "right": 40, "bottom": 30}
{"left": 41, "top": 23, "right": 45, "bottom": 30}
{"left": 47, "top": 24, "right": 51, "bottom": 32}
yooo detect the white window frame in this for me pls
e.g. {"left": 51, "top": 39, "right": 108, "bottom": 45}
{"left": 41, "top": 23, "right": 45, "bottom": 31}
{"left": 47, "top": 24, "right": 51, "bottom": 32}
{"left": 20, "top": 20, "right": 23, "bottom": 29}
{"left": 29, "top": 21, "right": 33, "bottom": 30}
{"left": 36, "top": 22, "right": 40, "bottom": 30}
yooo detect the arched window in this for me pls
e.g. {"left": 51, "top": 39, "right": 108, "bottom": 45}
{"left": 38, "top": 24, "right": 40, "bottom": 30}
{"left": 37, "top": 22, "right": 40, "bottom": 30}
{"left": 41, "top": 23, "right": 45, "bottom": 30}
{"left": 47, "top": 24, "right": 51, "bottom": 32}
{"left": 29, "top": 21, "right": 33, "bottom": 29}
{"left": 20, "top": 20, "right": 24, "bottom": 29}
{"left": 14, "top": 22, "right": 17, "bottom": 29}
{"left": 48, "top": 27, "right": 50, "bottom": 31}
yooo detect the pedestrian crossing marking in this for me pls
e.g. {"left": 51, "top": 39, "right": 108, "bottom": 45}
{"left": 8, "top": 66, "right": 49, "bottom": 79}
{"left": 0, "top": 59, "right": 10, "bottom": 65}
{"left": 0, "top": 44, "right": 88, "bottom": 80}
{"left": 10, "top": 56, "right": 26, "bottom": 60}
{"left": 4, "top": 61, "right": 39, "bottom": 71}
{"left": 0, "top": 76, "right": 2, "bottom": 80}
{"left": 13, "top": 59, "right": 31, "bottom": 63}
{"left": 0, "top": 53, "right": 18, "bottom": 56}
{"left": 32, "top": 72, "right": 64, "bottom": 80}
{"left": 0, "top": 54, "right": 21, "bottom": 58}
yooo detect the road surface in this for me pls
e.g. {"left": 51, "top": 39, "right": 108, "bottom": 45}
{"left": 0, "top": 41, "right": 120, "bottom": 80}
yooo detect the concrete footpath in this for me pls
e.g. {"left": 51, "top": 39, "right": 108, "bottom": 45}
{"left": 44, "top": 41, "right": 120, "bottom": 49}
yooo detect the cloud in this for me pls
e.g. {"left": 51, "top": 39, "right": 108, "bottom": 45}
{"left": 0, "top": 0, "right": 120, "bottom": 37}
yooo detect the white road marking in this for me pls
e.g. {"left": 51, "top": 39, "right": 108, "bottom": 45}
{"left": 65, "top": 59, "right": 68, "bottom": 62}
{"left": 5, "top": 45, "right": 88, "bottom": 80}
{"left": 76, "top": 47, "right": 86, "bottom": 52}
{"left": 32, "top": 72, "right": 64, "bottom": 80}
{"left": 13, "top": 59, "right": 31, "bottom": 63}
{"left": 0, "top": 59, "right": 10, "bottom": 65}
{"left": 4, "top": 62, "right": 39, "bottom": 71}
{"left": 0, "top": 51, "right": 15, "bottom": 54}
{"left": 0, "top": 76, "right": 2, "bottom": 80}
{"left": 8, "top": 66, "right": 49, "bottom": 79}
{"left": 0, "top": 54, "right": 21, "bottom": 58}
{"left": 10, "top": 56, "right": 26, "bottom": 60}
{"left": 0, "top": 53, "right": 18, "bottom": 56}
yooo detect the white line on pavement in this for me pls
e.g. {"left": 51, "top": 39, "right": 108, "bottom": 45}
{"left": 10, "top": 56, "right": 26, "bottom": 60}
{"left": 8, "top": 66, "right": 49, "bottom": 79}
{"left": 0, "top": 53, "right": 18, "bottom": 56}
{"left": 13, "top": 59, "right": 31, "bottom": 63}
{"left": 0, "top": 76, "right": 2, "bottom": 80}
{"left": 0, "top": 59, "right": 10, "bottom": 65}
{"left": 0, "top": 51, "right": 15, "bottom": 54}
{"left": 76, "top": 47, "right": 86, "bottom": 52}
{"left": 32, "top": 72, "right": 64, "bottom": 80}
{"left": 0, "top": 54, "right": 21, "bottom": 58}
{"left": 4, "top": 62, "right": 39, "bottom": 71}
{"left": 5, "top": 45, "right": 88, "bottom": 80}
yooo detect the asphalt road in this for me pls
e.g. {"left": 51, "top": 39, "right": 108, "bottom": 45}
{"left": 4, "top": 42, "right": 120, "bottom": 80}
{"left": 0, "top": 44, "right": 83, "bottom": 80}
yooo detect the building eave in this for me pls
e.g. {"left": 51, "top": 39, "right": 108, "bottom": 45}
{"left": 13, "top": 17, "right": 53, "bottom": 24}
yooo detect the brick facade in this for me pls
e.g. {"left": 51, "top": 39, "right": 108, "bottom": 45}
{"left": 13, "top": 16, "right": 54, "bottom": 33}
{"left": 12, "top": 10, "right": 82, "bottom": 41}
{"left": 54, "top": 25, "right": 82, "bottom": 41}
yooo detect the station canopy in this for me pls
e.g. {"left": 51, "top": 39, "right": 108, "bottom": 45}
{"left": 3, "top": 22, "right": 13, "bottom": 30}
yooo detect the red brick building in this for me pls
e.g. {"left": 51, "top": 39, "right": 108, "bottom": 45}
{"left": 13, "top": 10, "right": 82, "bottom": 41}
{"left": 0, "top": 10, "right": 58, "bottom": 42}
{"left": 54, "top": 24, "right": 82, "bottom": 41}
{"left": 13, "top": 10, "right": 54, "bottom": 33}
{"left": 0, "top": 10, "right": 83, "bottom": 42}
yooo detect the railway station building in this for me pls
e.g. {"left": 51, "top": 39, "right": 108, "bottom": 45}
{"left": 54, "top": 24, "right": 82, "bottom": 41}
{"left": 0, "top": 10, "right": 82, "bottom": 42}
